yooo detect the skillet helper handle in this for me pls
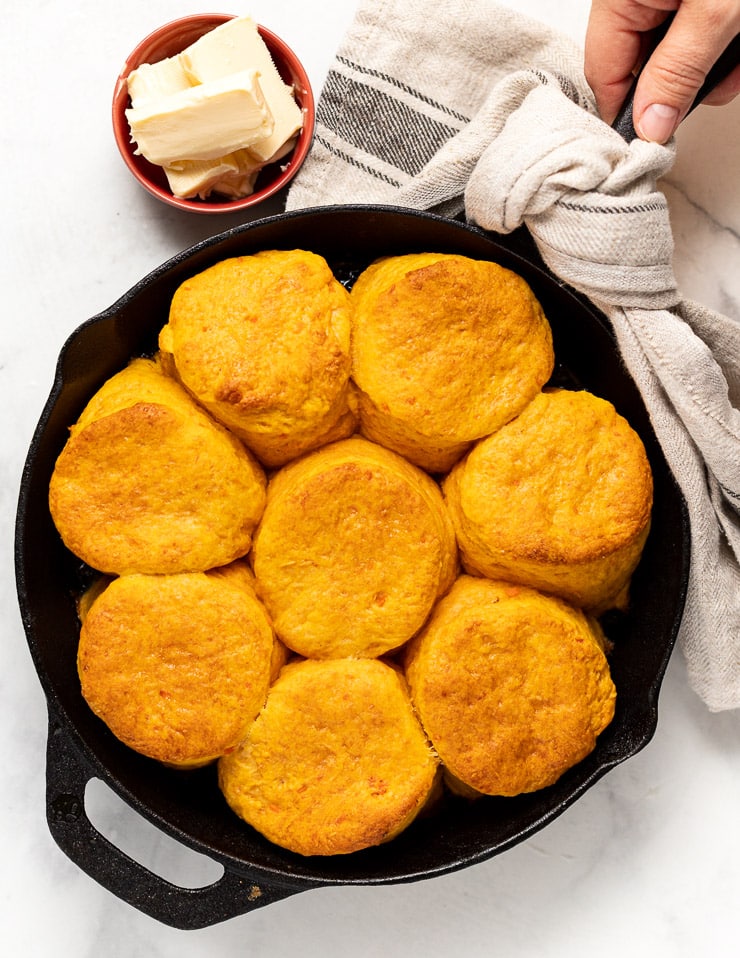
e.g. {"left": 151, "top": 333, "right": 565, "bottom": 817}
{"left": 45, "top": 710, "right": 302, "bottom": 930}
{"left": 611, "top": 16, "right": 740, "bottom": 142}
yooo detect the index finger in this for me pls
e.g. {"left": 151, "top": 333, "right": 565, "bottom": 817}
{"left": 584, "top": 1, "right": 673, "bottom": 122}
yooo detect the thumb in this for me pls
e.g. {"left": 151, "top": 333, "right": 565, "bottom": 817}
{"left": 634, "top": 8, "right": 740, "bottom": 143}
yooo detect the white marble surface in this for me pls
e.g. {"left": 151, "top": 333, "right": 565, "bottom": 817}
{"left": 3, "top": 1, "right": 740, "bottom": 954}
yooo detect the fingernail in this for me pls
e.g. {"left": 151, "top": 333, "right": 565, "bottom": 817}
{"left": 636, "top": 103, "right": 680, "bottom": 144}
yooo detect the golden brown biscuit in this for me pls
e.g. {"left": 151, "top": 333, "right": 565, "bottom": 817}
{"left": 405, "top": 575, "right": 616, "bottom": 797}
{"left": 77, "top": 561, "right": 275, "bottom": 767}
{"left": 251, "top": 436, "right": 458, "bottom": 658}
{"left": 443, "top": 388, "right": 652, "bottom": 611}
{"left": 48, "top": 357, "right": 266, "bottom": 575}
{"left": 218, "top": 657, "right": 439, "bottom": 855}
{"left": 350, "top": 252, "right": 554, "bottom": 472}
{"left": 159, "top": 249, "right": 356, "bottom": 467}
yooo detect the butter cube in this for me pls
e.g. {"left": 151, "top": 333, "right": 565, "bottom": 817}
{"left": 208, "top": 168, "right": 261, "bottom": 199}
{"left": 125, "top": 69, "right": 274, "bottom": 165}
{"left": 163, "top": 149, "right": 262, "bottom": 199}
{"left": 180, "top": 16, "right": 276, "bottom": 81}
{"left": 180, "top": 16, "right": 303, "bottom": 162}
{"left": 126, "top": 55, "right": 193, "bottom": 106}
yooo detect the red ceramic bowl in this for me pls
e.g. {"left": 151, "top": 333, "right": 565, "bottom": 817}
{"left": 112, "top": 14, "right": 315, "bottom": 213}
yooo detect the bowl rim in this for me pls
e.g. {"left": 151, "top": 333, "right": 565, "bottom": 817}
{"left": 111, "top": 13, "right": 315, "bottom": 214}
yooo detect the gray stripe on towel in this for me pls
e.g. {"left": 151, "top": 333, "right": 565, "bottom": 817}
{"left": 318, "top": 69, "right": 460, "bottom": 176}
{"left": 335, "top": 56, "right": 470, "bottom": 123}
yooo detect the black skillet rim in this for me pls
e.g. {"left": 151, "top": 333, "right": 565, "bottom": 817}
{"left": 15, "top": 205, "right": 690, "bottom": 899}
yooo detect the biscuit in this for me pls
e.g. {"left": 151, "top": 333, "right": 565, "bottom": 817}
{"left": 443, "top": 388, "right": 652, "bottom": 611}
{"left": 48, "top": 357, "right": 265, "bottom": 575}
{"left": 49, "top": 359, "right": 265, "bottom": 574}
{"left": 404, "top": 575, "right": 616, "bottom": 796}
{"left": 251, "top": 436, "right": 458, "bottom": 658}
{"left": 159, "top": 249, "right": 356, "bottom": 467}
{"left": 350, "top": 253, "right": 554, "bottom": 472}
{"left": 218, "top": 657, "right": 439, "bottom": 855}
{"left": 77, "top": 561, "right": 275, "bottom": 768}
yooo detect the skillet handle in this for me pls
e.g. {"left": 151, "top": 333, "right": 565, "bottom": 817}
{"left": 45, "top": 711, "right": 303, "bottom": 929}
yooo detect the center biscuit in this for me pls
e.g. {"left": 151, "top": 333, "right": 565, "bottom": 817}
{"left": 251, "top": 436, "right": 458, "bottom": 659}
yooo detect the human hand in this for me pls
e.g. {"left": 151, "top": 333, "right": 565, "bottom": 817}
{"left": 584, "top": 0, "right": 740, "bottom": 142}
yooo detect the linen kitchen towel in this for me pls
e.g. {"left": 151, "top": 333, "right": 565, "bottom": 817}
{"left": 286, "top": 0, "right": 740, "bottom": 711}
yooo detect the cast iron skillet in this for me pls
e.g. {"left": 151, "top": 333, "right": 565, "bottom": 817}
{"left": 15, "top": 206, "right": 690, "bottom": 929}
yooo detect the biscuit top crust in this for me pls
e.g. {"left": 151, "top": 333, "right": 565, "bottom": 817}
{"left": 160, "top": 249, "right": 353, "bottom": 456}
{"left": 251, "top": 436, "right": 458, "bottom": 658}
{"left": 448, "top": 388, "right": 653, "bottom": 563}
{"left": 350, "top": 252, "right": 554, "bottom": 441}
{"left": 48, "top": 357, "right": 265, "bottom": 575}
{"left": 78, "top": 565, "right": 275, "bottom": 766}
{"left": 218, "top": 657, "right": 439, "bottom": 856}
{"left": 404, "top": 575, "right": 616, "bottom": 796}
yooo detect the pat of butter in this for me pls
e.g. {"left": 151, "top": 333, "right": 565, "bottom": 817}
{"left": 163, "top": 149, "right": 262, "bottom": 200}
{"left": 206, "top": 168, "right": 261, "bottom": 199}
{"left": 180, "top": 16, "right": 271, "bottom": 79}
{"left": 125, "top": 69, "right": 274, "bottom": 166}
{"left": 126, "top": 55, "right": 192, "bottom": 105}
{"left": 180, "top": 16, "right": 303, "bottom": 162}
